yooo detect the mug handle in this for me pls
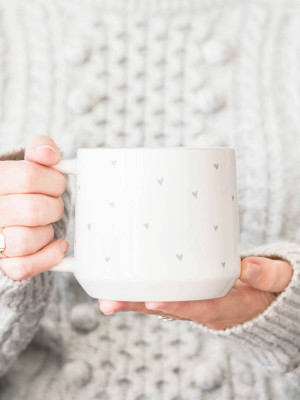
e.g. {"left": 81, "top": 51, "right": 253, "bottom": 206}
{"left": 48, "top": 159, "right": 77, "bottom": 273}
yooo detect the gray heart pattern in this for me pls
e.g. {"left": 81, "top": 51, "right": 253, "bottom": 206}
{"left": 78, "top": 185, "right": 80, "bottom": 191}
{"left": 91, "top": 165, "right": 226, "bottom": 266}
{"left": 232, "top": 195, "right": 234, "bottom": 201}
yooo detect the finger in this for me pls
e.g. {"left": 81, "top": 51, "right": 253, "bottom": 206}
{"left": 0, "top": 194, "right": 64, "bottom": 227}
{"left": 99, "top": 300, "right": 147, "bottom": 315}
{"left": 2, "top": 225, "right": 54, "bottom": 257}
{"left": 239, "top": 256, "right": 293, "bottom": 292}
{"left": 0, "top": 238, "right": 69, "bottom": 280}
{"left": 144, "top": 282, "right": 266, "bottom": 325}
{"left": 145, "top": 299, "right": 224, "bottom": 323}
{"left": 98, "top": 300, "right": 191, "bottom": 321}
{"left": 25, "top": 135, "right": 61, "bottom": 167}
{"left": 0, "top": 160, "right": 66, "bottom": 196}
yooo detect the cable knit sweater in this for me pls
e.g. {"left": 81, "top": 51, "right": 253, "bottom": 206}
{"left": 1, "top": 0, "right": 300, "bottom": 399}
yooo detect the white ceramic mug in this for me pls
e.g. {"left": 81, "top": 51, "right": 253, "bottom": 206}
{"left": 51, "top": 148, "right": 241, "bottom": 302}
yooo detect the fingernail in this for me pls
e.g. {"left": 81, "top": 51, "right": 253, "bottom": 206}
{"left": 242, "top": 262, "right": 261, "bottom": 280}
{"left": 103, "top": 310, "right": 114, "bottom": 315}
{"left": 35, "top": 145, "right": 58, "bottom": 153}
{"left": 146, "top": 303, "right": 160, "bottom": 310}
{"left": 60, "top": 240, "right": 69, "bottom": 254}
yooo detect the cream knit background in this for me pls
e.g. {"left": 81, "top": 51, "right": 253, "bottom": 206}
{"left": 1, "top": 0, "right": 300, "bottom": 399}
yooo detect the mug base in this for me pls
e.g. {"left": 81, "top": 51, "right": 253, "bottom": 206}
{"left": 75, "top": 274, "right": 239, "bottom": 301}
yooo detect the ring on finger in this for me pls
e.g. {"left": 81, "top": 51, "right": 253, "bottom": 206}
{"left": 157, "top": 315, "right": 176, "bottom": 321}
{"left": 0, "top": 227, "right": 7, "bottom": 258}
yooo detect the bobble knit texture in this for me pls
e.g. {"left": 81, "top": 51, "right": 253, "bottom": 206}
{"left": 1, "top": 0, "right": 300, "bottom": 399}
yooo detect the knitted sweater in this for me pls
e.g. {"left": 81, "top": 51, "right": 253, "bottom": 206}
{"left": 1, "top": 0, "right": 300, "bottom": 399}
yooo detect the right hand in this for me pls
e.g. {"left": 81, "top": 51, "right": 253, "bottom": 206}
{"left": 0, "top": 135, "right": 69, "bottom": 280}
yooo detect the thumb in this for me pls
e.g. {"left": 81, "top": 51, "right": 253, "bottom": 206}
{"left": 239, "top": 256, "right": 293, "bottom": 292}
{"left": 24, "top": 135, "right": 61, "bottom": 167}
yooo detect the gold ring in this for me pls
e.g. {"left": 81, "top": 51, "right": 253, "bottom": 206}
{"left": 0, "top": 227, "right": 7, "bottom": 258}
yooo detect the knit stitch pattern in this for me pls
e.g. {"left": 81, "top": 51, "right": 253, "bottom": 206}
{"left": 0, "top": 0, "right": 300, "bottom": 399}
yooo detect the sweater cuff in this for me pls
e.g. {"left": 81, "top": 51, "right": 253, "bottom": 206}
{"left": 189, "top": 241, "right": 300, "bottom": 376}
{"left": 0, "top": 147, "right": 25, "bottom": 161}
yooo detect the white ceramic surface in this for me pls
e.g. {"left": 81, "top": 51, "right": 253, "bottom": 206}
{"left": 51, "top": 148, "right": 241, "bottom": 301}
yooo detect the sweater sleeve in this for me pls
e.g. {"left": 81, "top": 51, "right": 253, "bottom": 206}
{"left": 189, "top": 240, "right": 300, "bottom": 381}
{"left": 0, "top": 148, "right": 72, "bottom": 377}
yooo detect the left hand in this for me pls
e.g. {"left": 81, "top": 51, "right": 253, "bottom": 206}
{"left": 98, "top": 256, "right": 292, "bottom": 330}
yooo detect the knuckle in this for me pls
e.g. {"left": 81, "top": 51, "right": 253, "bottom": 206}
{"left": 27, "top": 196, "right": 44, "bottom": 225}
{"left": 259, "top": 269, "right": 276, "bottom": 291}
{"left": 27, "top": 200, "right": 40, "bottom": 225}
{"left": 27, "top": 197, "right": 64, "bottom": 226}
{"left": 21, "top": 162, "right": 39, "bottom": 191}
{"left": 268, "top": 262, "right": 287, "bottom": 291}
{"left": 14, "top": 230, "right": 31, "bottom": 255}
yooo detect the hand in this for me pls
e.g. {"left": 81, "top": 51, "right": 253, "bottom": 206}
{"left": 98, "top": 257, "right": 292, "bottom": 330}
{"left": 0, "top": 135, "right": 69, "bottom": 280}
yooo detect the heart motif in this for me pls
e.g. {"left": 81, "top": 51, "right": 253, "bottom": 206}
{"left": 111, "top": 160, "right": 116, "bottom": 166}
{"left": 192, "top": 191, "right": 198, "bottom": 198}
{"left": 177, "top": 255, "right": 183, "bottom": 261}
{"left": 214, "top": 225, "right": 218, "bottom": 231}
{"left": 105, "top": 257, "right": 110, "bottom": 262}
{"left": 214, "top": 164, "right": 219, "bottom": 170}
{"left": 110, "top": 202, "right": 115, "bottom": 208}
{"left": 88, "top": 224, "right": 91, "bottom": 230}
{"left": 157, "top": 178, "right": 163, "bottom": 185}
{"left": 222, "top": 262, "right": 225, "bottom": 268}
{"left": 232, "top": 195, "right": 234, "bottom": 201}
{"left": 144, "top": 223, "right": 149, "bottom": 229}
{"left": 78, "top": 185, "right": 80, "bottom": 191}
